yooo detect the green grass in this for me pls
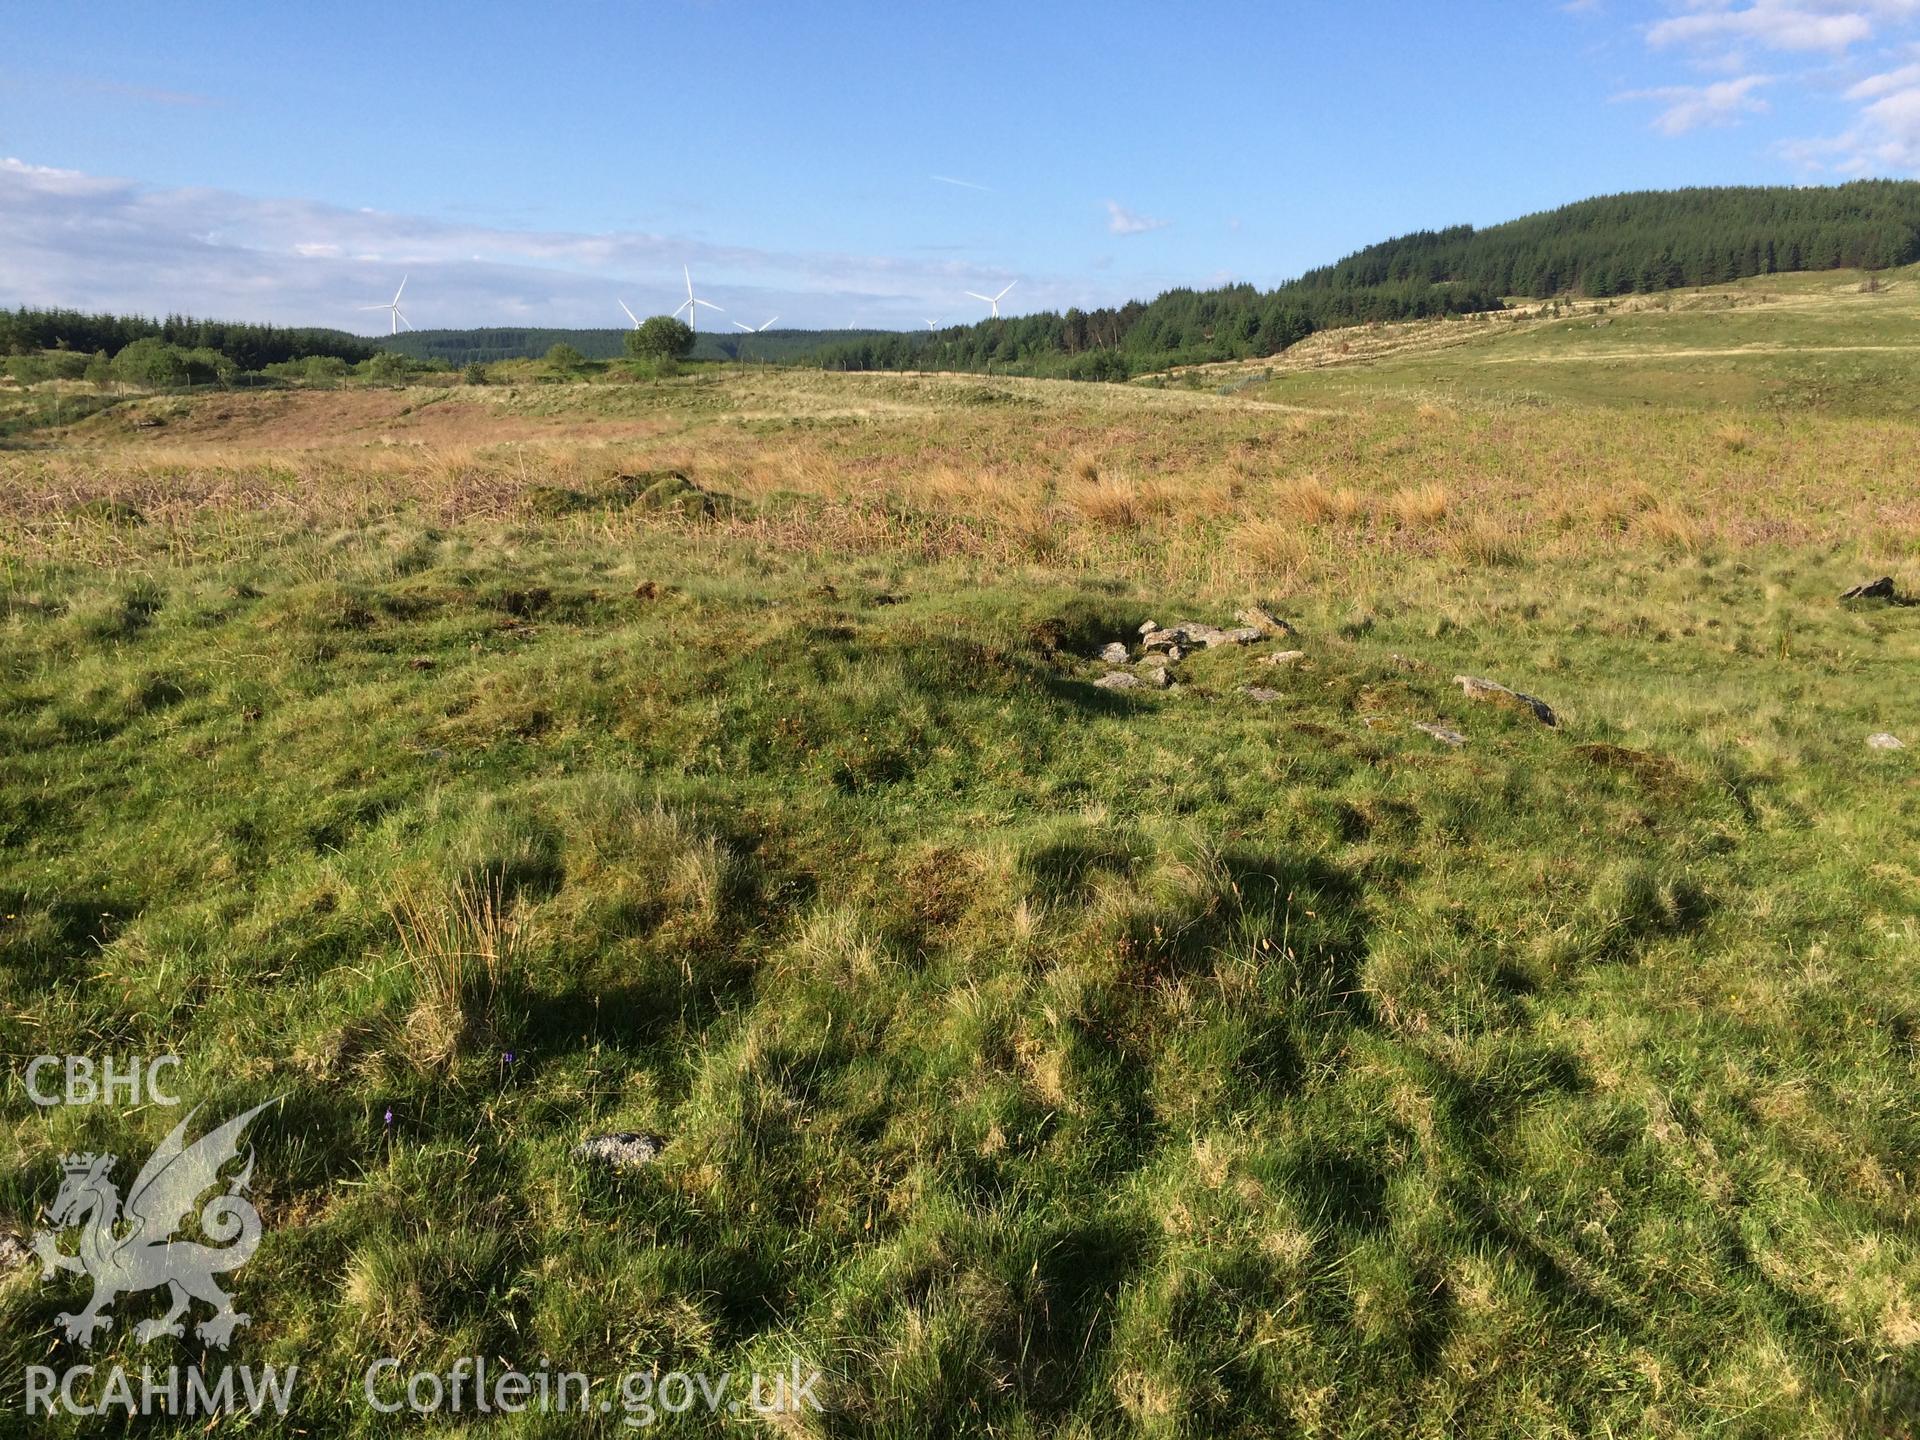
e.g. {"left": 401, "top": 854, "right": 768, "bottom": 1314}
{"left": 1248, "top": 265, "right": 1920, "bottom": 416}
{"left": 2, "top": 320, "right": 1919, "bottom": 1436}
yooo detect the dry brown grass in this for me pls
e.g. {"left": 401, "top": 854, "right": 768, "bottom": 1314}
{"left": 6, "top": 367, "right": 1920, "bottom": 592}
{"left": 1387, "top": 483, "right": 1450, "bottom": 529}
{"left": 1230, "top": 517, "right": 1313, "bottom": 585}
{"left": 1445, "top": 515, "right": 1524, "bottom": 568}
{"left": 390, "top": 873, "right": 521, "bottom": 1072}
{"left": 1272, "top": 474, "right": 1366, "bottom": 527}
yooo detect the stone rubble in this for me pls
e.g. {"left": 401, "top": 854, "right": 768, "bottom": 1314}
{"left": 573, "top": 1133, "right": 666, "bottom": 1171}
{"left": 1453, "top": 675, "right": 1557, "bottom": 728}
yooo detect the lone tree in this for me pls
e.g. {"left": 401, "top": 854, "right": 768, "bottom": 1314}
{"left": 625, "top": 316, "right": 694, "bottom": 365}
{"left": 544, "top": 342, "right": 585, "bottom": 373}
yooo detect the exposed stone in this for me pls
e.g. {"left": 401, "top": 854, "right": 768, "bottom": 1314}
{"left": 1867, "top": 732, "right": 1905, "bottom": 750}
{"left": 1094, "top": 672, "right": 1143, "bottom": 690}
{"left": 1141, "top": 665, "right": 1173, "bottom": 690}
{"left": 1099, "top": 641, "right": 1130, "bottom": 664}
{"left": 1453, "top": 675, "right": 1557, "bottom": 727}
{"left": 1413, "top": 722, "right": 1467, "bottom": 747}
{"left": 1140, "top": 627, "right": 1188, "bottom": 651}
{"left": 1263, "top": 650, "right": 1307, "bottom": 666}
{"left": 1235, "top": 606, "right": 1295, "bottom": 637}
{"left": 1841, "top": 577, "right": 1897, "bottom": 601}
{"left": 573, "top": 1133, "right": 665, "bottom": 1171}
{"left": 0, "top": 1233, "right": 30, "bottom": 1272}
{"left": 1242, "top": 686, "right": 1282, "bottom": 704}
{"left": 1138, "top": 619, "right": 1160, "bottom": 636}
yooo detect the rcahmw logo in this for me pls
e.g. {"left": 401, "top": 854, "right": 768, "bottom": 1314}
{"left": 22, "top": 1057, "right": 298, "bottom": 1418}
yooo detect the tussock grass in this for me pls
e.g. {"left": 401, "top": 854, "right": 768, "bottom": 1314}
{"left": 389, "top": 872, "right": 523, "bottom": 1071}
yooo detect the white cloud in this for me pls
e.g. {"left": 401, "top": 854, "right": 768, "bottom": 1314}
{"left": 1846, "top": 59, "right": 1920, "bottom": 95}
{"left": 1617, "top": 73, "right": 1775, "bottom": 132}
{"left": 1105, "top": 199, "right": 1170, "bottom": 236}
{"left": 0, "top": 158, "right": 1110, "bottom": 331}
{"left": 1649, "top": 5, "right": 1872, "bottom": 54}
{"left": 1624, "top": 3, "right": 1920, "bottom": 170}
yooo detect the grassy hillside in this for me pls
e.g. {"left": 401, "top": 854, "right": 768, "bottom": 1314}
{"left": 1122, "top": 264, "right": 1920, "bottom": 416}
{"left": 2, "top": 314, "right": 1918, "bottom": 1434}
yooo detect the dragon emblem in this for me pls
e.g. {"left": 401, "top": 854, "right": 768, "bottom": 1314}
{"left": 31, "top": 1099, "right": 277, "bottom": 1349}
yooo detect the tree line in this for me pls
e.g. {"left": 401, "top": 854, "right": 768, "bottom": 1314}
{"left": 0, "top": 307, "right": 376, "bottom": 369}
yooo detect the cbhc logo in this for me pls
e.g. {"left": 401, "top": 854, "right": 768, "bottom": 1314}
{"left": 24, "top": 1056, "right": 182, "bottom": 1108}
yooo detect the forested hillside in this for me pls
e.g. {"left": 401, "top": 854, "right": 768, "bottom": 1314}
{"left": 0, "top": 307, "right": 376, "bottom": 368}
{"left": 1296, "top": 180, "right": 1920, "bottom": 297}
{"left": 811, "top": 180, "right": 1920, "bottom": 379}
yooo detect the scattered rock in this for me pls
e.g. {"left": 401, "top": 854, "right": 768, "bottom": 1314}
{"left": 1263, "top": 650, "right": 1307, "bottom": 667}
{"left": 1867, "top": 732, "right": 1905, "bottom": 750}
{"left": 1242, "top": 686, "right": 1282, "bottom": 704}
{"left": 1099, "top": 641, "right": 1130, "bottom": 664}
{"left": 1094, "top": 672, "right": 1143, "bottom": 690}
{"left": 1453, "top": 675, "right": 1557, "bottom": 728}
{"left": 1413, "top": 722, "right": 1467, "bottom": 747}
{"left": 1137, "top": 619, "right": 1160, "bottom": 637}
{"left": 1841, "top": 577, "right": 1897, "bottom": 602}
{"left": 1141, "top": 665, "right": 1173, "bottom": 690}
{"left": 1235, "top": 606, "right": 1295, "bottom": 637}
{"left": 1140, "top": 627, "right": 1187, "bottom": 652}
{"left": 573, "top": 1133, "right": 665, "bottom": 1171}
{"left": 0, "top": 1233, "right": 30, "bottom": 1272}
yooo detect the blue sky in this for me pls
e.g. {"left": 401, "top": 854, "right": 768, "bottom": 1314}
{"left": 6, "top": 1, "right": 1920, "bottom": 333}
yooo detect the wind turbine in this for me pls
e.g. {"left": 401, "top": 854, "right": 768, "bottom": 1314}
{"left": 360, "top": 275, "right": 412, "bottom": 335}
{"left": 731, "top": 316, "right": 779, "bottom": 332}
{"left": 673, "top": 265, "right": 723, "bottom": 331}
{"left": 924, "top": 318, "right": 940, "bottom": 330}
{"left": 618, "top": 299, "right": 642, "bottom": 329}
{"left": 965, "top": 280, "right": 1016, "bottom": 319}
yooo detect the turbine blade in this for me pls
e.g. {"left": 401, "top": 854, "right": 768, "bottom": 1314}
{"left": 995, "top": 281, "right": 1016, "bottom": 300}
{"left": 695, "top": 298, "right": 723, "bottom": 311}
{"left": 393, "top": 275, "right": 408, "bottom": 304}
{"left": 619, "top": 299, "right": 640, "bottom": 326}
{"left": 759, "top": 317, "right": 778, "bottom": 329}
{"left": 965, "top": 292, "right": 991, "bottom": 303}
{"left": 733, "top": 321, "right": 754, "bottom": 331}
{"left": 684, "top": 263, "right": 694, "bottom": 299}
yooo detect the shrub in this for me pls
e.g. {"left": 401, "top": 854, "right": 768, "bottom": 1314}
{"left": 112, "top": 337, "right": 189, "bottom": 389}
{"left": 626, "top": 316, "right": 694, "bottom": 364}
